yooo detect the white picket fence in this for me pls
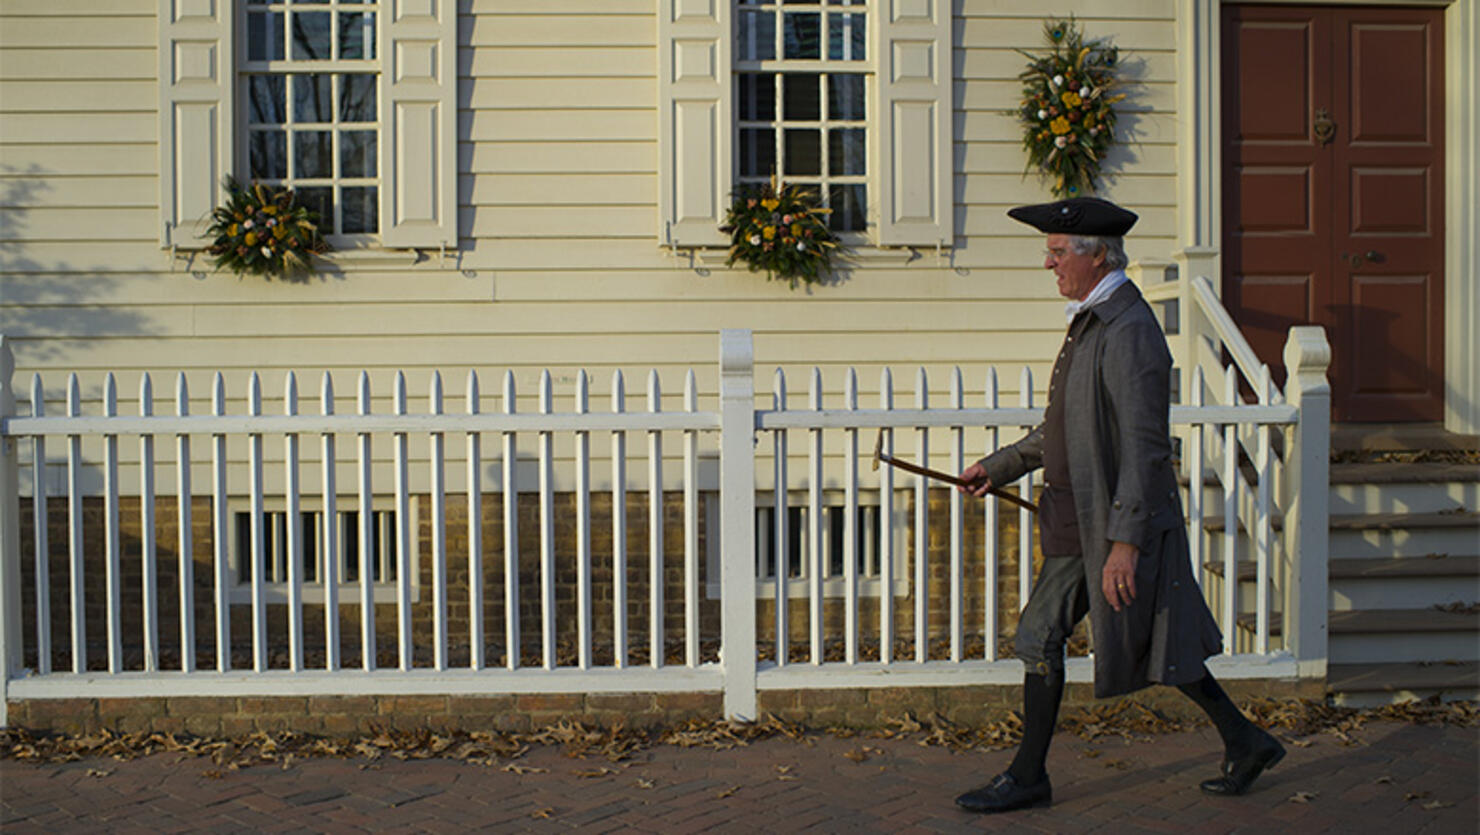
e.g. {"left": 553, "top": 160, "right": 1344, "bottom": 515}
{"left": 0, "top": 318, "right": 1332, "bottom": 725}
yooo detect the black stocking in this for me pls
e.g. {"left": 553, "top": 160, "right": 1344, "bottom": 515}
{"left": 1006, "top": 672, "right": 1063, "bottom": 785}
{"left": 1177, "top": 666, "right": 1255, "bottom": 755}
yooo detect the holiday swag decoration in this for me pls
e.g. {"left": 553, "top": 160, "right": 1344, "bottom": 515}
{"left": 204, "top": 177, "right": 331, "bottom": 279}
{"left": 1015, "top": 18, "right": 1126, "bottom": 198}
{"left": 720, "top": 176, "right": 840, "bottom": 288}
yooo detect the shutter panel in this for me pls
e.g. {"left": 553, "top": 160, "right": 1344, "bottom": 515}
{"left": 658, "top": 0, "right": 732, "bottom": 247}
{"left": 874, "top": 0, "right": 952, "bottom": 247}
{"left": 379, "top": 0, "right": 457, "bottom": 249}
{"left": 158, "top": 0, "right": 233, "bottom": 248}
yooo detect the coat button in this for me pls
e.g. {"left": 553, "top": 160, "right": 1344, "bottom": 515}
{"left": 1172, "top": 580, "right": 1180, "bottom": 589}
{"left": 1113, "top": 501, "right": 1122, "bottom": 509}
{"left": 1168, "top": 664, "right": 1177, "bottom": 673}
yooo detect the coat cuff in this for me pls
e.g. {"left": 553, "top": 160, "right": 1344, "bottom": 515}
{"left": 979, "top": 446, "right": 1027, "bottom": 488}
{"left": 1105, "top": 497, "right": 1153, "bottom": 552}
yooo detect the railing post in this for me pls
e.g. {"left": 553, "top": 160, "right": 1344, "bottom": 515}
{"left": 718, "top": 329, "right": 757, "bottom": 720}
{"left": 1282, "top": 326, "right": 1330, "bottom": 681}
{"left": 0, "top": 336, "right": 22, "bottom": 727}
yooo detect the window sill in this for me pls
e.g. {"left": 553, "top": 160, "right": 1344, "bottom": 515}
{"left": 169, "top": 245, "right": 458, "bottom": 272}
{"left": 664, "top": 244, "right": 952, "bottom": 269}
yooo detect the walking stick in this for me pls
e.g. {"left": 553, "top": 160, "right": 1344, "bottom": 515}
{"left": 870, "top": 429, "right": 1038, "bottom": 513}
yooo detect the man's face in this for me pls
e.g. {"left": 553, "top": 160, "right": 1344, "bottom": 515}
{"left": 1043, "top": 233, "right": 1107, "bottom": 301}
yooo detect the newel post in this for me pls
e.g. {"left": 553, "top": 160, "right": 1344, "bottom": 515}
{"left": 0, "top": 336, "right": 22, "bottom": 727}
{"left": 1282, "top": 326, "right": 1330, "bottom": 681}
{"left": 718, "top": 330, "right": 757, "bottom": 720}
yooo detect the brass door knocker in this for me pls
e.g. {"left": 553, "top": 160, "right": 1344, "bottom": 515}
{"left": 1314, "top": 107, "right": 1336, "bottom": 146}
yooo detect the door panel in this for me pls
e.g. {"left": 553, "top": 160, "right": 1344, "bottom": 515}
{"left": 1221, "top": 5, "right": 1444, "bottom": 422}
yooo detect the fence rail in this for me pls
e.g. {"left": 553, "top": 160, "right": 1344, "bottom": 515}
{"left": 0, "top": 323, "right": 1331, "bottom": 726}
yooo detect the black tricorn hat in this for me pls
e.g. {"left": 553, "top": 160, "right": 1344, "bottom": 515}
{"left": 1007, "top": 197, "right": 1138, "bottom": 236}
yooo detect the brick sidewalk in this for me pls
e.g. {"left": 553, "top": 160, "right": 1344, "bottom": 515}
{"left": 2, "top": 720, "right": 1475, "bottom": 833}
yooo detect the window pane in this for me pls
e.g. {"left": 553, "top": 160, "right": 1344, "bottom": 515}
{"left": 783, "top": 12, "right": 821, "bottom": 59}
{"left": 341, "top": 130, "right": 377, "bottom": 177}
{"left": 292, "top": 73, "right": 332, "bottom": 123}
{"left": 783, "top": 73, "right": 820, "bottom": 121}
{"left": 340, "top": 75, "right": 377, "bottom": 122}
{"left": 736, "top": 73, "right": 776, "bottom": 122}
{"left": 738, "top": 128, "right": 776, "bottom": 178}
{"left": 247, "top": 75, "right": 286, "bottom": 124}
{"left": 250, "top": 131, "right": 288, "bottom": 179}
{"left": 828, "top": 183, "right": 866, "bottom": 231}
{"left": 829, "top": 128, "right": 865, "bottom": 175}
{"left": 828, "top": 13, "right": 866, "bottom": 60}
{"left": 736, "top": 9, "right": 776, "bottom": 61}
{"left": 294, "top": 130, "right": 333, "bottom": 178}
{"left": 247, "top": 11, "right": 286, "bottom": 61}
{"left": 291, "top": 11, "right": 331, "bottom": 60}
{"left": 297, "top": 186, "right": 332, "bottom": 230}
{"left": 339, "top": 12, "right": 376, "bottom": 60}
{"left": 341, "top": 186, "right": 378, "bottom": 233}
{"left": 784, "top": 128, "right": 820, "bottom": 176}
{"left": 828, "top": 73, "right": 866, "bottom": 120}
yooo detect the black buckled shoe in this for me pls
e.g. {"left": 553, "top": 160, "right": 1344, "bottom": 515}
{"left": 955, "top": 772, "right": 1053, "bottom": 813}
{"left": 1201, "top": 728, "right": 1285, "bottom": 796}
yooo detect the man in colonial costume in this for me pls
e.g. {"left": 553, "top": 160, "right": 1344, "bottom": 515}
{"left": 954, "top": 197, "right": 1285, "bottom": 813}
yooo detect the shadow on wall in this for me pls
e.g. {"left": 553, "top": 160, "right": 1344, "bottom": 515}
{"left": 0, "top": 164, "right": 151, "bottom": 365}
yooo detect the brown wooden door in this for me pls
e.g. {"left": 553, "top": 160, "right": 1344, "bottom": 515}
{"left": 1221, "top": 5, "right": 1445, "bottom": 422}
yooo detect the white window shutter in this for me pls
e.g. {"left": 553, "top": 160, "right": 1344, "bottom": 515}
{"left": 379, "top": 0, "right": 457, "bottom": 249}
{"left": 158, "top": 0, "right": 233, "bottom": 248}
{"left": 874, "top": 0, "right": 952, "bottom": 247}
{"left": 658, "top": 0, "right": 732, "bottom": 248}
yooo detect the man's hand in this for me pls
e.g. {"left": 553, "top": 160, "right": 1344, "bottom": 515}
{"left": 957, "top": 462, "right": 993, "bottom": 497}
{"left": 1102, "top": 541, "right": 1140, "bottom": 612}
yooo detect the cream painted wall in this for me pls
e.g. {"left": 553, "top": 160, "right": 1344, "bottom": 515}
{"left": 0, "top": 0, "right": 1183, "bottom": 435}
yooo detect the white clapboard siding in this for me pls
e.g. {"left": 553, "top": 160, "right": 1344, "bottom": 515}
{"left": 3, "top": 0, "right": 1185, "bottom": 461}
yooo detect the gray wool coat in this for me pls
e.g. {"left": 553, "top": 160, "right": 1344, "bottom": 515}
{"left": 979, "top": 281, "right": 1222, "bottom": 698}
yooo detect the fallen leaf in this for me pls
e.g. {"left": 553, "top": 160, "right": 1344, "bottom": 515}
{"left": 842, "top": 747, "right": 869, "bottom": 763}
{"left": 503, "top": 763, "right": 549, "bottom": 775}
{"left": 1288, "top": 791, "right": 1318, "bottom": 804}
{"left": 635, "top": 778, "right": 655, "bottom": 789}
{"left": 775, "top": 765, "right": 793, "bottom": 775}
{"left": 1288, "top": 738, "right": 1314, "bottom": 748}
{"left": 1103, "top": 759, "right": 1130, "bottom": 770}
{"left": 1405, "top": 791, "right": 1431, "bottom": 801}
{"left": 1374, "top": 776, "right": 1393, "bottom": 784}
{"left": 1081, "top": 749, "right": 1101, "bottom": 759}
{"left": 716, "top": 785, "right": 741, "bottom": 799}
{"left": 530, "top": 808, "right": 554, "bottom": 819}
{"left": 573, "top": 767, "right": 618, "bottom": 779}
{"left": 85, "top": 768, "right": 112, "bottom": 778}
{"left": 1421, "top": 800, "right": 1454, "bottom": 810}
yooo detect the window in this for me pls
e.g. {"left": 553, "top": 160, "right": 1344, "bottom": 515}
{"left": 229, "top": 502, "right": 415, "bottom": 604}
{"left": 159, "top": 0, "right": 456, "bottom": 250}
{"left": 735, "top": 0, "right": 869, "bottom": 232}
{"left": 241, "top": 0, "right": 381, "bottom": 238}
{"left": 657, "top": 0, "right": 950, "bottom": 248}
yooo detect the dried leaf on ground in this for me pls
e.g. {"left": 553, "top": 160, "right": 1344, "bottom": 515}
{"left": 1421, "top": 800, "right": 1454, "bottom": 810}
{"left": 1288, "top": 791, "right": 1318, "bottom": 804}
{"left": 1405, "top": 791, "right": 1431, "bottom": 801}
{"left": 635, "top": 778, "right": 655, "bottom": 789}
{"left": 843, "top": 747, "right": 869, "bottom": 763}
{"left": 530, "top": 808, "right": 553, "bottom": 819}
{"left": 1374, "top": 776, "right": 1393, "bottom": 784}
{"left": 85, "top": 768, "right": 112, "bottom": 778}
{"left": 573, "top": 767, "right": 619, "bottom": 779}
{"left": 502, "top": 763, "right": 549, "bottom": 775}
{"left": 716, "top": 785, "right": 741, "bottom": 798}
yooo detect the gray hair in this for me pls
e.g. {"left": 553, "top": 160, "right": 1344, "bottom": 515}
{"left": 1068, "top": 235, "right": 1129, "bottom": 272}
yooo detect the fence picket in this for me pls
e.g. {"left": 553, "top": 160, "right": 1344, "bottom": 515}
{"left": 136, "top": 374, "right": 158, "bottom": 673}
{"left": 210, "top": 374, "right": 229, "bottom": 672}
{"left": 356, "top": 372, "right": 375, "bottom": 671}
{"left": 611, "top": 370, "right": 628, "bottom": 669}
{"left": 1222, "top": 365, "right": 1239, "bottom": 655}
{"left": 538, "top": 371, "right": 555, "bottom": 670}
{"left": 320, "top": 373, "right": 339, "bottom": 672}
{"left": 247, "top": 373, "right": 266, "bottom": 672}
{"left": 29, "top": 376, "right": 50, "bottom": 676}
{"left": 772, "top": 369, "right": 788, "bottom": 667}
{"left": 877, "top": 368, "right": 894, "bottom": 665}
{"left": 576, "top": 371, "right": 593, "bottom": 671}
{"left": 429, "top": 371, "right": 448, "bottom": 671}
{"left": 808, "top": 368, "right": 823, "bottom": 665}
{"left": 502, "top": 371, "right": 519, "bottom": 670}
{"left": 284, "top": 373, "right": 304, "bottom": 672}
{"left": 1187, "top": 366, "right": 1205, "bottom": 589}
{"left": 646, "top": 371, "right": 663, "bottom": 669}
{"left": 173, "top": 374, "right": 193, "bottom": 674}
{"left": 983, "top": 368, "right": 998, "bottom": 661}
{"left": 843, "top": 368, "right": 859, "bottom": 665}
{"left": 683, "top": 370, "right": 699, "bottom": 668}
{"left": 393, "top": 373, "right": 412, "bottom": 671}
{"left": 949, "top": 368, "right": 963, "bottom": 663}
{"left": 466, "top": 371, "right": 483, "bottom": 671}
{"left": 914, "top": 368, "right": 928, "bottom": 663}
{"left": 1256, "top": 364, "right": 1273, "bottom": 655}
{"left": 102, "top": 374, "right": 122, "bottom": 673}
